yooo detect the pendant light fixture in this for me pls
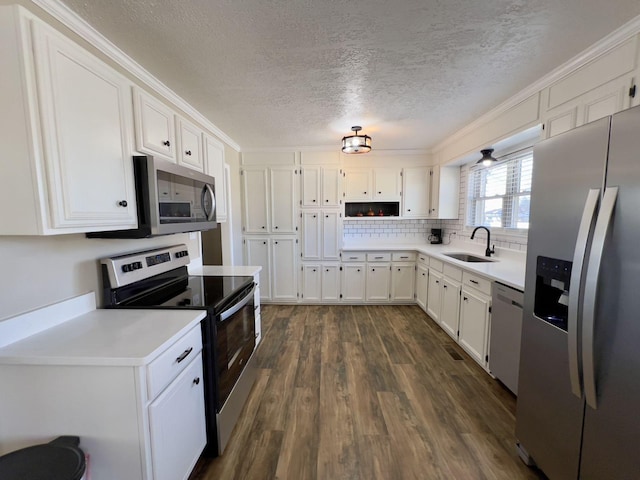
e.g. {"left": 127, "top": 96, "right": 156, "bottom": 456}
{"left": 342, "top": 126, "right": 372, "bottom": 154}
{"left": 477, "top": 148, "right": 497, "bottom": 166}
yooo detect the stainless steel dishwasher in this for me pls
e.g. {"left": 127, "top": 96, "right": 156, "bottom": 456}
{"left": 489, "top": 282, "right": 524, "bottom": 395}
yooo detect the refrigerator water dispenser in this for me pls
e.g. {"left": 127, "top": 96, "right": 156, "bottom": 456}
{"left": 534, "top": 256, "right": 572, "bottom": 331}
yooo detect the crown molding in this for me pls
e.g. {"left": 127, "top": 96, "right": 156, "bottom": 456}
{"left": 432, "top": 13, "right": 640, "bottom": 154}
{"left": 30, "top": 0, "right": 241, "bottom": 152}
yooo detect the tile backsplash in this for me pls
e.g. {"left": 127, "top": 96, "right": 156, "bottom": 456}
{"left": 343, "top": 164, "right": 529, "bottom": 251}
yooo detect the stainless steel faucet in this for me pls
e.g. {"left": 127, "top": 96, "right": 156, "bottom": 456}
{"left": 471, "top": 226, "right": 495, "bottom": 257}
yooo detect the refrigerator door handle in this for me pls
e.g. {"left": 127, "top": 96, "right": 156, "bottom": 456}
{"left": 583, "top": 186, "right": 618, "bottom": 409}
{"left": 568, "top": 188, "right": 600, "bottom": 398}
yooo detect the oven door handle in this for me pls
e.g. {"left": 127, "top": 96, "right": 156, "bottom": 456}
{"left": 219, "top": 284, "right": 256, "bottom": 322}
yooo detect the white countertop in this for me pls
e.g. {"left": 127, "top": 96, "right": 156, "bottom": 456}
{"left": 188, "top": 265, "right": 262, "bottom": 277}
{"left": 0, "top": 308, "right": 206, "bottom": 367}
{"left": 342, "top": 241, "right": 526, "bottom": 290}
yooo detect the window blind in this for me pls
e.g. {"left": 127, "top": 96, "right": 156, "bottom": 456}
{"left": 467, "top": 149, "right": 533, "bottom": 230}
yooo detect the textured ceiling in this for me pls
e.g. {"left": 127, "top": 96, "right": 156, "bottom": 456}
{"left": 58, "top": 0, "right": 640, "bottom": 151}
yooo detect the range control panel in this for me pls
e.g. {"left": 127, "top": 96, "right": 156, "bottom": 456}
{"left": 102, "top": 244, "right": 190, "bottom": 288}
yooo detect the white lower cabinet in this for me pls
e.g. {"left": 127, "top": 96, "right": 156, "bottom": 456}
{"left": 366, "top": 263, "right": 391, "bottom": 302}
{"left": 440, "top": 277, "right": 461, "bottom": 339}
{"left": 426, "top": 268, "right": 443, "bottom": 322}
{"left": 341, "top": 263, "right": 366, "bottom": 302}
{"left": 245, "top": 236, "right": 298, "bottom": 303}
{"left": 459, "top": 287, "right": 491, "bottom": 367}
{"left": 301, "top": 263, "right": 341, "bottom": 302}
{"left": 415, "top": 264, "right": 429, "bottom": 311}
{"left": 149, "top": 353, "right": 206, "bottom": 480}
{"left": 391, "top": 263, "right": 416, "bottom": 302}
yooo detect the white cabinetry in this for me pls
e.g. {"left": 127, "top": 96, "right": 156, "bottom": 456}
{"left": 0, "top": 317, "right": 206, "bottom": 480}
{"left": 426, "top": 259, "right": 443, "bottom": 322}
{"left": 341, "top": 256, "right": 366, "bottom": 302}
{"left": 402, "top": 167, "right": 431, "bottom": 218}
{"left": 415, "top": 262, "right": 429, "bottom": 311}
{"left": 440, "top": 276, "right": 461, "bottom": 340}
{"left": 542, "top": 37, "right": 638, "bottom": 139}
{"left": 0, "top": 7, "right": 138, "bottom": 235}
{"left": 203, "top": 133, "right": 227, "bottom": 222}
{"left": 245, "top": 237, "right": 271, "bottom": 301}
{"left": 366, "top": 263, "right": 391, "bottom": 302}
{"left": 241, "top": 168, "right": 270, "bottom": 233}
{"left": 321, "top": 264, "right": 341, "bottom": 301}
{"left": 133, "top": 87, "right": 176, "bottom": 161}
{"left": 301, "top": 264, "right": 322, "bottom": 302}
{"left": 270, "top": 167, "right": 298, "bottom": 233}
{"left": 343, "top": 168, "right": 401, "bottom": 201}
{"left": 176, "top": 116, "right": 204, "bottom": 172}
{"left": 458, "top": 272, "right": 492, "bottom": 368}
{"left": 271, "top": 237, "right": 298, "bottom": 302}
{"left": 301, "top": 166, "right": 341, "bottom": 206}
{"left": 391, "top": 263, "right": 416, "bottom": 302}
{"left": 429, "top": 165, "right": 460, "bottom": 219}
{"left": 301, "top": 210, "right": 341, "bottom": 261}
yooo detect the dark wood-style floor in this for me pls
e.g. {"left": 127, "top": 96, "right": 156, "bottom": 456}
{"left": 190, "top": 304, "right": 546, "bottom": 480}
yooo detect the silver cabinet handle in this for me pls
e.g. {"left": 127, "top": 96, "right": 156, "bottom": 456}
{"left": 568, "top": 188, "right": 600, "bottom": 399}
{"left": 583, "top": 186, "right": 618, "bottom": 409}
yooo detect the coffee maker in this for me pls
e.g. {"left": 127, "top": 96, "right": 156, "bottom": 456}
{"left": 429, "top": 228, "right": 443, "bottom": 244}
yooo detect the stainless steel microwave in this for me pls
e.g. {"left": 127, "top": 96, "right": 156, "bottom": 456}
{"left": 88, "top": 155, "right": 216, "bottom": 238}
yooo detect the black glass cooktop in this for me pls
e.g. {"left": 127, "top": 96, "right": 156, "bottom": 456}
{"left": 160, "top": 275, "right": 254, "bottom": 311}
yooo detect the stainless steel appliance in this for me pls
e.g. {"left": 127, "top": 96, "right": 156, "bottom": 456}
{"left": 516, "top": 105, "right": 640, "bottom": 479}
{"left": 100, "top": 245, "right": 257, "bottom": 456}
{"left": 88, "top": 156, "right": 216, "bottom": 238}
{"left": 489, "top": 282, "right": 523, "bottom": 395}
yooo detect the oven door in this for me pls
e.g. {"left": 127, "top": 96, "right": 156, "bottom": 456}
{"left": 215, "top": 283, "right": 256, "bottom": 409}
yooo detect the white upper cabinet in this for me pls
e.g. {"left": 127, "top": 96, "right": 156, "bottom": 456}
{"left": 270, "top": 166, "right": 298, "bottom": 234}
{"left": 203, "top": 133, "right": 227, "bottom": 222}
{"left": 321, "top": 167, "right": 341, "bottom": 206}
{"left": 373, "top": 168, "right": 401, "bottom": 201}
{"left": 241, "top": 167, "right": 270, "bottom": 233}
{"left": 0, "top": 7, "right": 138, "bottom": 234}
{"left": 402, "top": 166, "right": 431, "bottom": 218}
{"left": 133, "top": 88, "right": 176, "bottom": 161}
{"left": 301, "top": 166, "right": 321, "bottom": 206}
{"left": 343, "top": 168, "right": 372, "bottom": 201}
{"left": 430, "top": 165, "right": 460, "bottom": 219}
{"left": 176, "top": 116, "right": 204, "bottom": 172}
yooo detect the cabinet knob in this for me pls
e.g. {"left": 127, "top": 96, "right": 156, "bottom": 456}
{"left": 275, "top": 241, "right": 278, "bottom": 245}
{"left": 325, "top": 199, "right": 329, "bottom": 203}
{"left": 325, "top": 215, "right": 329, "bottom": 218}
{"left": 443, "top": 285, "right": 447, "bottom": 289}
{"left": 364, "top": 191, "right": 367, "bottom": 194}
{"left": 193, "top": 377, "right": 200, "bottom": 385}
{"left": 118, "top": 200, "right": 128, "bottom": 207}
{"left": 162, "top": 140, "right": 171, "bottom": 147}
{"left": 463, "top": 297, "right": 468, "bottom": 301}
{"left": 326, "top": 269, "right": 329, "bottom": 272}
{"left": 398, "top": 268, "right": 401, "bottom": 271}
{"left": 313, "top": 215, "right": 316, "bottom": 218}
{"left": 313, "top": 199, "right": 316, "bottom": 202}
{"left": 372, "top": 268, "right": 375, "bottom": 272}
{"left": 262, "top": 226, "right": 265, "bottom": 229}
{"left": 378, "top": 191, "right": 381, "bottom": 194}
{"left": 263, "top": 241, "right": 266, "bottom": 245}
{"left": 275, "top": 226, "right": 279, "bottom": 229}
{"left": 357, "top": 269, "right": 361, "bottom": 272}
{"left": 313, "top": 269, "right": 316, "bottom": 272}
{"left": 185, "top": 150, "right": 192, "bottom": 156}
{"left": 407, "top": 208, "right": 411, "bottom": 212}
{"left": 435, "top": 280, "right": 439, "bottom": 284}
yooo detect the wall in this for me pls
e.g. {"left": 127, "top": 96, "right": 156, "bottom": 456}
{"left": 343, "top": 219, "right": 440, "bottom": 242}
{"left": 0, "top": 233, "right": 199, "bottom": 321}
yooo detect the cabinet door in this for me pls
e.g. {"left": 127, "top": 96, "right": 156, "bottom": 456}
{"left": 245, "top": 237, "right": 271, "bottom": 300}
{"left": 203, "top": 133, "right": 227, "bottom": 222}
{"left": 302, "top": 264, "right": 321, "bottom": 302}
{"left": 415, "top": 264, "right": 429, "bottom": 311}
{"left": 373, "top": 168, "right": 401, "bottom": 200}
{"left": 342, "top": 264, "right": 366, "bottom": 302}
{"left": 176, "top": 116, "right": 204, "bottom": 172}
{"left": 149, "top": 353, "right": 206, "bottom": 480}
{"left": 301, "top": 211, "right": 321, "bottom": 260}
{"left": 270, "top": 167, "right": 297, "bottom": 233}
{"left": 459, "top": 288, "right": 491, "bottom": 366}
{"left": 402, "top": 166, "right": 430, "bottom": 217}
{"left": 391, "top": 263, "right": 416, "bottom": 301}
{"left": 441, "top": 278, "right": 461, "bottom": 339}
{"left": 33, "top": 22, "right": 137, "bottom": 230}
{"left": 344, "top": 168, "right": 371, "bottom": 201}
{"left": 322, "top": 211, "right": 340, "bottom": 260}
{"left": 366, "top": 263, "right": 391, "bottom": 301}
{"left": 430, "top": 165, "right": 459, "bottom": 219}
{"left": 241, "top": 167, "right": 269, "bottom": 233}
{"left": 427, "top": 269, "right": 443, "bottom": 322}
{"left": 271, "top": 237, "right": 298, "bottom": 302}
{"left": 322, "top": 167, "right": 341, "bottom": 206}
{"left": 321, "top": 264, "right": 341, "bottom": 301}
{"left": 301, "top": 166, "right": 321, "bottom": 206}
{"left": 133, "top": 88, "right": 176, "bottom": 161}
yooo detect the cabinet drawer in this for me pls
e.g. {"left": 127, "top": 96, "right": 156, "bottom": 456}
{"left": 443, "top": 263, "right": 462, "bottom": 282}
{"left": 417, "top": 253, "right": 429, "bottom": 266}
{"left": 429, "top": 258, "right": 444, "bottom": 272}
{"left": 367, "top": 252, "right": 392, "bottom": 262}
{"left": 342, "top": 252, "right": 366, "bottom": 262}
{"left": 462, "top": 271, "right": 492, "bottom": 296}
{"left": 147, "top": 325, "right": 203, "bottom": 399}
{"left": 392, "top": 252, "right": 416, "bottom": 262}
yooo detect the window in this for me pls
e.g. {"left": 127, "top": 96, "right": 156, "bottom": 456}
{"left": 467, "top": 149, "right": 533, "bottom": 230}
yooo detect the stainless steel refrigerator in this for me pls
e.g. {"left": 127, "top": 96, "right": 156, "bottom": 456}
{"left": 516, "top": 104, "right": 640, "bottom": 479}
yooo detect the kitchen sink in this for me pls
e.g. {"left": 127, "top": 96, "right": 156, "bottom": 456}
{"left": 444, "top": 252, "right": 495, "bottom": 263}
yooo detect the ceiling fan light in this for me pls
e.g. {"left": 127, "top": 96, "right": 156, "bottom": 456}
{"left": 342, "top": 126, "right": 372, "bottom": 154}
